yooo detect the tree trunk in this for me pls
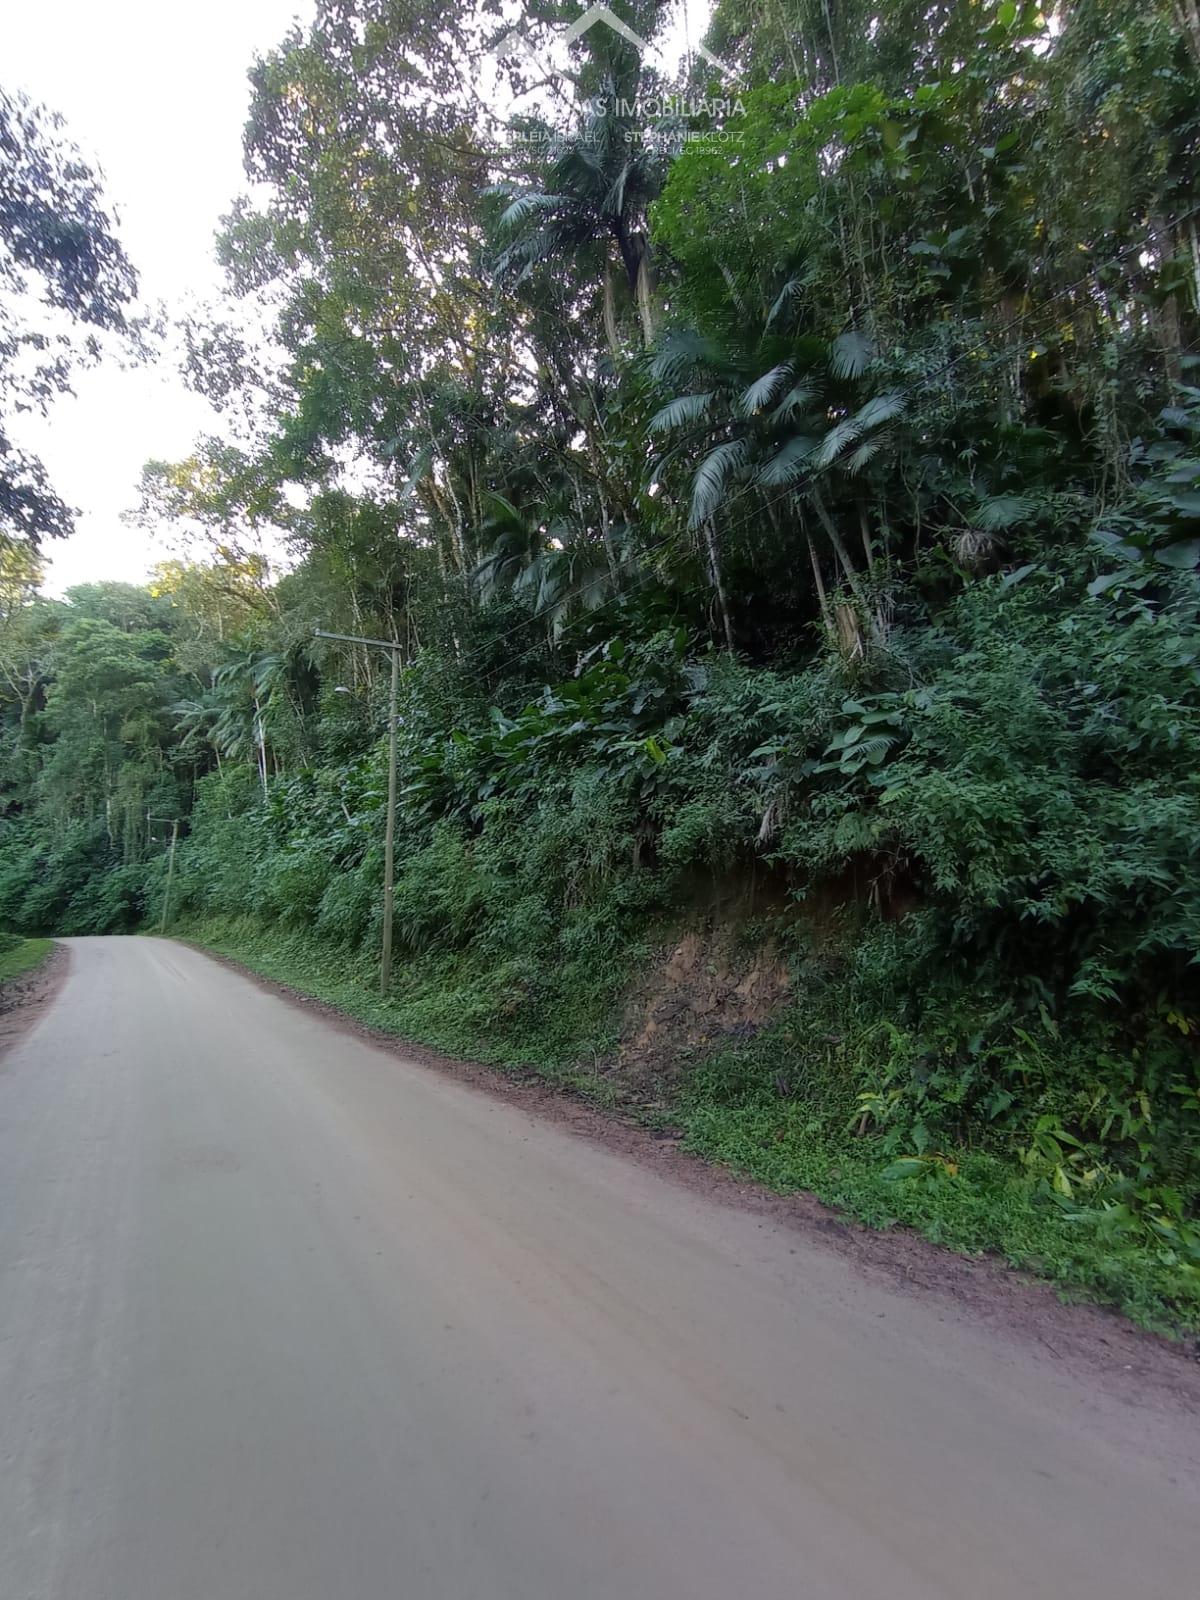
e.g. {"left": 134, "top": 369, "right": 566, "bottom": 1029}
{"left": 1186, "top": 213, "right": 1200, "bottom": 324}
{"left": 1149, "top": 211, "right": 1183, "bottom": 386}
{"left": 808, "top": 484, "right": 879, "bottom": 642}
{"left": 253, "top": 695, "right": 268, "bottom": 800}
{"left": 1174, "top": 0, "right": 1200, "bottom": 71}
{"left": 703, "top": 518, "right": 736, "bottom": 652}
{"left": 602, "top": 268, "right": 621, "bottom": 363}
{"left": 635, "top": 252, "right": 656, "bottom": 349}
{"left": 599, "top": 500, "right": 620, "bottom": 584}
{"left": 806, "top": 528, "right": 835, "bottom": 637}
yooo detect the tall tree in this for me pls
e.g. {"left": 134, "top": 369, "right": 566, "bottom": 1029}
{"left": 0, "top": 88, "right": 139, "bottom": 552}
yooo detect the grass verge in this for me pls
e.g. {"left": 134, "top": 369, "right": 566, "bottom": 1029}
{"left": 680, "top": 1100, "right": 1200, "bottom": 1337}
{"left": 0, "top": 936, "right": 53, "bottom": 983}
{"left": 179, "top": 917, "right": 1200, "bottom": 1338}
{"left": 175, "top": 916, "right": 627, "bottom": 1100}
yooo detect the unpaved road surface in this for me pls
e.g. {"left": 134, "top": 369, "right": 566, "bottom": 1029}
{"left": 2, "top": 938, "right": 1197, "bottom": 1599}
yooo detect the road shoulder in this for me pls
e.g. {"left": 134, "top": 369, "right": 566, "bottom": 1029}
{"left": 177, "top": 936, "right": 1200, "bottom": 1415}
{"left": 0, "top": 940, "right": 66, "bottom": 1060}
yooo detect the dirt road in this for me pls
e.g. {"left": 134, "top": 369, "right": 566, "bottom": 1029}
{"left": 1, "top": 937, "right": 1196, "bottom": 1598}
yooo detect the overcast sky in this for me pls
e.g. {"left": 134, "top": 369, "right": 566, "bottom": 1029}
{"left": 5, "top": 0, "right": 709, "bottom": 598}
{"left": 4, "top": 0, "right": 313, "bottom": 595}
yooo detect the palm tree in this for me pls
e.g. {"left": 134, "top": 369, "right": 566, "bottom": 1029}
{"left": 645, "top": 318, "right": 905, "bottom": 651}
{"left": 170, "top": 689, "right": 225, "bottom": 778}
{"left": 211, "top": 651, "right": 285, "bottom": 799}
{"left": 490, "top": 66, "right": 669, "bottom": 354}
{"left": 472, "top": 491, "right": 616, "bottom": 639}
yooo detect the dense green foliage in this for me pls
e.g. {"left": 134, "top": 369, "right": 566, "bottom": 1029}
{"left": 3, "top": 0, "right": 1200, "bottom": 1325}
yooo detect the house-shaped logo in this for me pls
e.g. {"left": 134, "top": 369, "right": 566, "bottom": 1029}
{"left": 491, "top": 5, "right": 730, "bottom": 79}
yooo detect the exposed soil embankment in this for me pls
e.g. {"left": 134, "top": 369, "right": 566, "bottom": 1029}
{"left": 614, "top": 928, "right": 791, "bottom": 1097}
{"left": 0, "top": 942, "right": 67, "bottom": 1059}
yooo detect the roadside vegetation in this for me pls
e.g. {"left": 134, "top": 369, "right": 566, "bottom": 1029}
{"left": 2, "top": 2, "right": 1200, "bottom": 1330}
{"left": 0, "top": 933, "right": 52, "bottom": 985}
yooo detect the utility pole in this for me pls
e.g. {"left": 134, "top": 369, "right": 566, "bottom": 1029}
{"left": 315, "top": 629, "right": 402, "bottom": 995}
{"left": 148, "top": 814, "right": 180, "bottom": 934}
{"left": 382, "top": 644, "right": 399, "bottom": 996}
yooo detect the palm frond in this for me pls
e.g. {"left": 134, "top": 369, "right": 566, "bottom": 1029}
{"left": 765, "top": 278, "right": 801, "bottom": 330}
{"left": 690, "top": 439, "right": 749, "bottom": 527}
{"left": 647, "top": 436, "right": 698, "bottom": 489}
{"left": 650, "top": 328, "right": 721, "bottom": 386}
{"left": 603, "top": 163, "right": 630, "bottom": 218}
{"left": 812, "top": 417, "right": 863, "bottom": 468}
{"left": 758, "top": 434, "right": 819, "bottom": 486}
{"left": 844, "top": 440, "right": 883, "bottom": 475}
{"left": 397, "top": 444, "right": 433, "bottom": 505}
{"left": 480, "top": 490, "right": 524, "bottom": 530}
{"left": 971, "top": 494, "right": 1037, "bottom": 531}
{"left": 738, "top": 363, "right": 793, "bottom": 417}
{"left": 494, "top": 192, "right": 559, "bottom": 231}
{"left": 771, "top": 382, "right": 817, "bottom": 424}
{"left": 647, "top": 392, "right": 714, "bottom": 434}
{"left": 853, "top": 390, "right": 905, "bottom": 431}
{"left": 829, "top": 329, "right": 874, "bottom": 379}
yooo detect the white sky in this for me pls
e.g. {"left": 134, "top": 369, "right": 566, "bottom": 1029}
{"left": 3, "top": 0, "right": 313, "bottom": 596}
{"left": 4, "top": 0, "right": 711, "bottom": 598}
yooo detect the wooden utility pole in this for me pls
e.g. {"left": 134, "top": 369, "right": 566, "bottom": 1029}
{"left": 315, "top": 629, "right": 402, "bottom": 995}
{"left": 381, "top": 644, "right": 400, "bottom": 996}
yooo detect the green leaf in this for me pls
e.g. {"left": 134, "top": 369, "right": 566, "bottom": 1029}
{"left": 1001, "top": 562, "right": 1038, "bottom": 588}
{"left": 647, "top": 392, "right": 714, "bottom": 434}
{"left": 853, "top": 391, "right": 905, "bottom": 431}
{"left": 844, "top": 440, "right": 882, "bottom": 475}
{"left": 494, "top": 192, "right": 558, "bottom": 230}
{"left": 738, "top": 363, "right": 793, "bottom": 417}
{"left": 812, "top": 417, "right": 863, "bottom": 467}
{"left": 881, "top": 1157, "right": 926, "bottom": 1181}
{"left": 972, "top": 494, "right": 1035, "bottom": 532}
{"left": 758, "top": 434, "right": 818, "bottom": 486}
{"left": 771, "top": 383, "right": 817, "bottom": 424}
{"left": 765, "top": 278, "right": 801, "bottom": 329}
{"left": 1154, "top": 539, "right": 1200, "bottom": 570}
{"left": 689, "top": 439, "right": 749, "bottom": 526}
{"left": 829, "top": 329, "right": 873, "bottom": 379}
